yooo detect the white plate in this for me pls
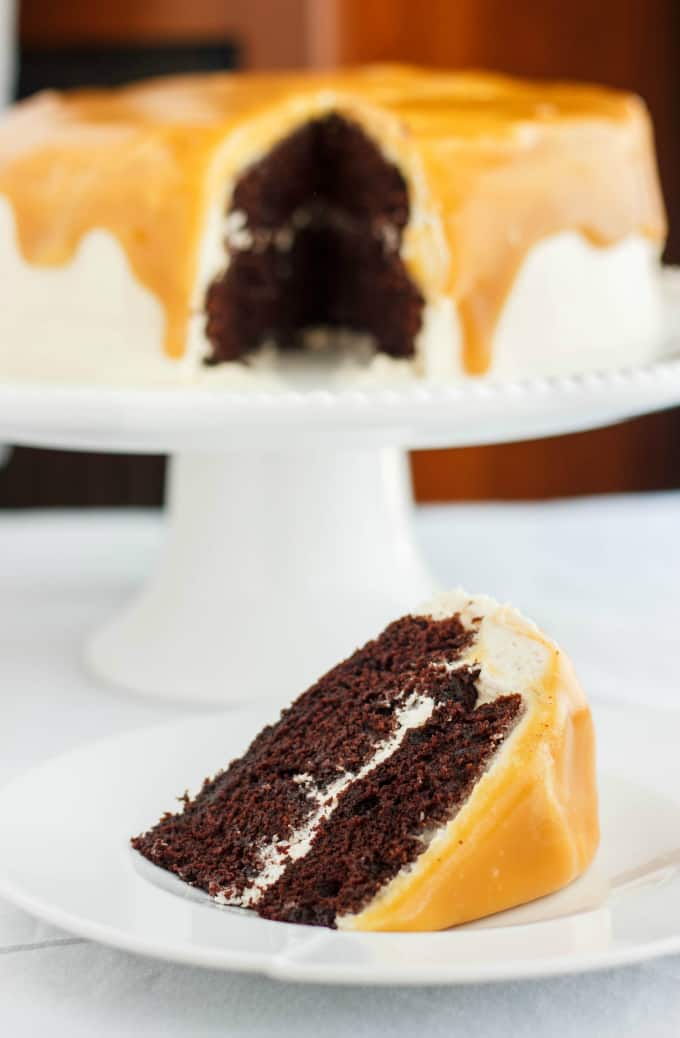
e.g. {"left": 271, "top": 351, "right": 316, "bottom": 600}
{"left": 0, "top": 701, "right": 679, "bottom": 985}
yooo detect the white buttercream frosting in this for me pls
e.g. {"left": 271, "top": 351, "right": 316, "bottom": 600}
{"left": 420, "top": 589, "right": 550, "bottom": 704}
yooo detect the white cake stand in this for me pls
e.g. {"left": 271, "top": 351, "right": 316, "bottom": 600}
{"left": 3, "top": 271, "right": 680, "bottom": 705}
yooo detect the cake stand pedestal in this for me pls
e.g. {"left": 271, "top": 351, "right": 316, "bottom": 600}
{"left": 89, "top": 447, "right": 434, "bottom": 703}
{"left": 2, "top": 270, "right": 680, "bottom": 703}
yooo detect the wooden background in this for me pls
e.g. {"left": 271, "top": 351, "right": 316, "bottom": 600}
{"left": 1, "top": 0, "right": 679, "bottom": 506}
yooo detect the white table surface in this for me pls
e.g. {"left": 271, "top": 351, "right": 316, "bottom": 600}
{"left": 1, "top": 495, "right": 679, "bottom": 1037}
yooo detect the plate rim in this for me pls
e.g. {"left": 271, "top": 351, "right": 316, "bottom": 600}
{"left": 1, "top": 701, "right": 679, "bottom": 986}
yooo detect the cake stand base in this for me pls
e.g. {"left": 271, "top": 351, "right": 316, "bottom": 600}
{"left": 86, "top": 448, "right": 436, "bottom": 704}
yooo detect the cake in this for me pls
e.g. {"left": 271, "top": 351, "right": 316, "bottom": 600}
{"left": 0, "top": 66, "right": 666, "bottom": 387}
{"left": 132, "top": 590, "right": 598, "bottom": 931}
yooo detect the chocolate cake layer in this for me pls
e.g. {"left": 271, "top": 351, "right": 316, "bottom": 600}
{"left": 204, "top": 114, "right": 424, "bottom": 364}
{"left": 132, "top": 615, "right": 474, "bottom": 903}
{"left": 133, "top": 614, "right": 526, "bottom": 926}
{"left": 258, "top": 692, "right": 523, "bottom": 926}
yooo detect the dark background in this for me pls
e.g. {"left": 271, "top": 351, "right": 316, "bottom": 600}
{"left": 2, "top": 0, "right": 678, "bottom": 507}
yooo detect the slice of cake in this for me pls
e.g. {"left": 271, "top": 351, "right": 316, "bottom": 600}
{"left": 132, "top": 591, "right": 598, "bottom": 931}
{"left": 0, "top": 66, "right": 665, "bottom": 386}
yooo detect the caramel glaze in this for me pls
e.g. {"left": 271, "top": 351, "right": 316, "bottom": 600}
{"left": 345, "top": 626, "right": 599, "bottom": 932}
{"left": 0, "top": 65, "right": 666, "bottom": 373}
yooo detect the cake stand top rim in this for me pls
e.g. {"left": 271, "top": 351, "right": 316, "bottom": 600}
{"left": 1, "top": 270, "right": 679, "bottom": 454}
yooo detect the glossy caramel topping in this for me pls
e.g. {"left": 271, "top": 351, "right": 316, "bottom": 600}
{"left": 345, "top": 605, "right": 599, "bottom": 932}
{"left": 0, "top": 65, "right": 666, "bottom": 371}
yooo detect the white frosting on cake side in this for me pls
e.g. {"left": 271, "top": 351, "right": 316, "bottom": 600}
{"left": 0, "top": 197, "right": 174, "bottom": 386}
{"left": 0, "top": 190, "right": 665, "bottom": 386}
{"left": 415, "top": 232, "right": 665, "bottom": 379}
{"left": 419, "top": 589, "right": 552, "bottom": 703}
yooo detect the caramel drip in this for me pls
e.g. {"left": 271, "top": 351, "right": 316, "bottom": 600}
{"left": 0, "top": 66, "right": 666, "bottom": 372}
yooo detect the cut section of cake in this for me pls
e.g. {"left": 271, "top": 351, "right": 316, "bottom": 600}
{"left": 0, "top": 66, "right": 666, "bottom": 385}
{"left": 132, "top": 590, "right": 598, "bottom": 931}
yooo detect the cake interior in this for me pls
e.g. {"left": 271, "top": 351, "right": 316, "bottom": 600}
{"left": 132, "top": 614, "right": 524, "bottom": 929}
{"left": 204, "top": 114, "right": 425, "bottom": 365}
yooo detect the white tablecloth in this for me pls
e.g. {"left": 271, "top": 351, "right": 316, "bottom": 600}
{"left": 1, "top": 496, "right": 679, "bottom": 1037}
